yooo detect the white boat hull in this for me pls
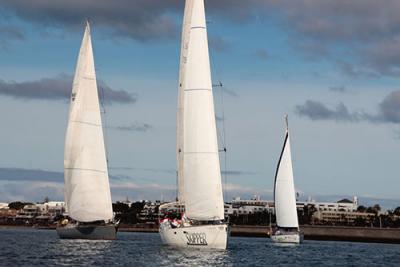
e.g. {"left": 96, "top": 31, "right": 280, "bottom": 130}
{"left": 159, "top": 223, "right": 228, "bottom": 249}
{"left": 271, "top": 232, "right": 303, "bottom": 244}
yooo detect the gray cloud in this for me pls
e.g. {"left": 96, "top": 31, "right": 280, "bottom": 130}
{"left": 0, "top": 25, "right": 24, "bottom": 48}
{"left": 113, "top": 122, "right": 153, "bottom": 132}
{"left": 208, "top": 36, "right": 231, "bottom": 53}
{"left": 254, "top": 48, "right": 269, "bottom": 61}
{"left": 221, "top": 170, "right": 258, "bottom": 176}
{"left": 263, "top": 0, "right": 400, "bottom": 77}
{"left": 109, "top": 167, "right": 175, "bottom": 175}
{"left": 0, "top": 167, "right": 63, "bottom": 183}
{"left": 362, "top": 37, "right": 400, "bottom": 76}
{"left": 378, "top": 90, "right": 400, "bottom": 123}
{"left": 2, "top": 1, "right": 400, "bottom": 76}
{"left": 329, "top": 86, "right": 347, "bottom": 93}
{"left": 296, "top": 100, "right": 361, "bottom": 122}
{"left": 0, "top": 74, "right": 136, "bottom": 104}
{"left": 0, "top": 0, "right": 181, "bottom": 42}
{"left": 0, "top": 167, "right": 150, "bottom": 184}
{"left": 336, "top": 60, "right": 378, "bottom": 78}
{"left": 296, "top": 90, "right": 400, "bottom": 124}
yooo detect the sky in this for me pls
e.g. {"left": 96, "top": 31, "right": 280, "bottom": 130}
{"left": 0, "top": 0, "right": 400, "bottom": 207}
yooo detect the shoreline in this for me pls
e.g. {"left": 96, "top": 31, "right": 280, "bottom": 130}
{"left": 2, "top": 224, "right": 400, "bottom": 244}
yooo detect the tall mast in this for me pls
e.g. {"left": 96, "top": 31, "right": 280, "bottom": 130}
{"left": 182, "top": 0, "right": 225, "bottom": 220}
{"left": 64, "top": 22, "right": 113, "bottom": 222}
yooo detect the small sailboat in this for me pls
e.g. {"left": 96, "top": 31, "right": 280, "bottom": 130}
{"left": 271, "top": 116, "right": 303, "bottom": 244}
{"left": 159, "top": 0, "right": 228, "bottom": 249}
{"left": 56, "top": 22, "right": 117, "bottom": 240}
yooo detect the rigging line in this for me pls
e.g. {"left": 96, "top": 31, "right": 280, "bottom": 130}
{"left": 96, "top": 65, "right": 110, "bottom": 172}
{"left": 220, "top": 84, "right": 228, "bottom": 203}
{"left": 206, "top": 9, "right": 229, "bottom": 202}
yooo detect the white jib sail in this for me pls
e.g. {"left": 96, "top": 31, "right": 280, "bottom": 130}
{"left": 177, "top": 0, "right": 195, "bottom": 205}
{"left": 182, "top": 0, "right": 225, "bottom": 221}
{"left": 274, "top": 121, "right": 299, "bottom": 228}
{"left": 64, "top": 22, "right": 113, "bottom": 222}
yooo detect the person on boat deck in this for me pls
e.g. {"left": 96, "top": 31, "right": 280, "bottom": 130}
{"left": 171, "top": 219, "right": 181, "bottom": 228}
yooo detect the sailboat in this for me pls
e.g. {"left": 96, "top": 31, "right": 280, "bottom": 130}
{"left": 159, "top": 0, "right": 228, "bottom": 249}
{"left": 56, "top": 22, "right": 117, "bottom": 240}
{"left": 271, "top": 116, "right": 303, "bottom": 244}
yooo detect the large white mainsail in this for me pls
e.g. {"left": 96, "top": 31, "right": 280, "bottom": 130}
{"left": 182, "top": 0, "right": 224, "bottom": 221}
{"left": 64, "top": 22, "right": 113, "bottom": 223}
{"left": 274, "top": 117, "right": 299, "bottom": 228}
{"left": 177, "top": 0, "right": 195, "bottom": 204}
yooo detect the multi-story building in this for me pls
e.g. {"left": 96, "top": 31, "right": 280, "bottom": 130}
{"left": 313, "top": 210, "right": 375, "bottom": 224}
{"left": 224, "top": 196, "right": 274, "bottom": 216}
{"left": 308, "top": 197, "right": 358, "bottom": 212}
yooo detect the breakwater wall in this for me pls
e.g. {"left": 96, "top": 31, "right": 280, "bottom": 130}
{"left": 230, "top": 225, "right": 400, "bottom": 244}
{"left": 302, "top": 225, "right": 400, "bottom": 244}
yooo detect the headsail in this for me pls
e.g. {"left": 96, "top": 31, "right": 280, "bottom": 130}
{"left": 64, "top": 22, "right": 113, "bottom": 222}
{"left": 182, "top": 0, "right": 225, "bottom": 221}
{"left": 274, "top": 116, "right": 299, "bottom": 228}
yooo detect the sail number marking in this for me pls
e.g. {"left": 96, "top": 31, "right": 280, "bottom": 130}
{"left": 184, "top": 232, "right": 208, "bottom": 246}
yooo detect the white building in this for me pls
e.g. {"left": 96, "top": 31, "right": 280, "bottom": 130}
{"left": 224, "top": 196, "right": 273, "bottom": 216}
{"left": 307, "top": 197, "right": 358, "bottom": 212}
{"left": 224, "top": 196, "right": 359, "bottom": 216}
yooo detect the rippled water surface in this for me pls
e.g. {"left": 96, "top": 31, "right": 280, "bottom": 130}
{"left": 1, "top": 228, "right": 400, "bottom": 266}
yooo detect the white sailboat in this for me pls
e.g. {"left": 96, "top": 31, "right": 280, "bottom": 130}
{"left": 271, "top": 116, "right": 303, "bottom": 244}
{"left": 56, "top": 22, "right": 117, "bottom": 240}
{"left": 159, "top": 0, "right": 228, "bottom": 249}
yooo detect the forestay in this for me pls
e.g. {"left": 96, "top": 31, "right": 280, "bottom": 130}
{"left": 64, "top": 23, "right": 113, "bottom": 222}
{"left": 182, "top": 0, "right": 225, "bottom": 221}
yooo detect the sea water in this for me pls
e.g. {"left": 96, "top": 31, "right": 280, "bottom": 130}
{"left": 0, "top": 228, "right": 399, "bottom": 266}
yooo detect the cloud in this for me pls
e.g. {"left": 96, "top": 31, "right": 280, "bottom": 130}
{"left": 208, "top": 36, "right": 231, "bottom": 53}
{"left": 296, "top": 90, "right": 400, "bottom": 125}
{"left": 113, "top": 122, "right": 153, "bottom": 132}
{"left": 0, "top": 167, "right": 270, "bottom": 202}
{"left": 0, "top": 25, "right": 24, "bottom": 48}
{"left": 0, "top": 167, "right": 147, "bottom": 183}
{"left": 109, "top": 166, "right": 175, "bottom": 174}
{"left": 295, "top": 100, "right": 361, "bottom": 122}
{"left": 3, "top": 0, "right": 400, "bottom": 75}
{"left": 0, "top": 0, "right": 181, "bottom": 42}
{"left": 221, "top": 170, "right": 258, "bottom": 176}
{"left": 0, "top": 167, "right": 177, "bottom": 202}
{"left": 223, "top": 183, "right": 273, "bottom": 201}
{"left": 0, "top": 74, "right": 136, "bottom": 104}
{"left": 378, "top": 90, "right": 400, "bottom": 123}
{"left": 254, "top": 48, "right": 269, "bottom": 61}
{"left": 0, "top": 167, "right": 63, "bottom": 183}
{"left": 336, "top": 60, "right": 378, "bottom": 78}
{"left": 329, "top": 85, "right": 347, "bottom": 93}
{"left": 0, "top": 181, "right": 64, "bottom": 202}
{"left": 3, "top": 1, "right": 399, "bottom": 77}
{"left": 261, "top": 0, "right": 400, "bottom": 77}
